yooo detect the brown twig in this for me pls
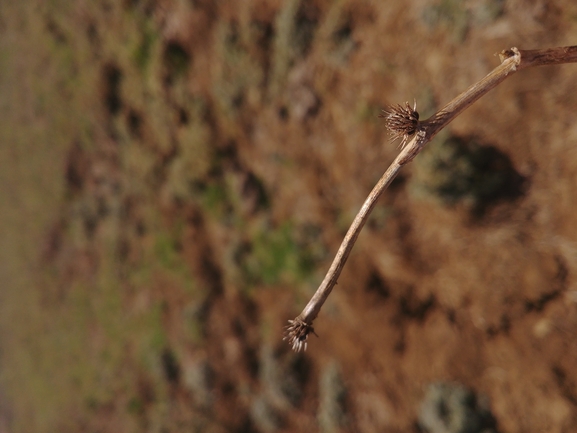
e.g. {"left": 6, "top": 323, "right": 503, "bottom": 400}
{"left": 284, "top": 45, "right": 577, "bottom": 352}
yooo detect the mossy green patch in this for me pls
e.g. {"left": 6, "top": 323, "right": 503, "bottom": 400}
{"left": 133, "top": 21, "right": 158, "bottom": 72}
{"left": 241, "top": 222, "right": 316, "bottom": 287}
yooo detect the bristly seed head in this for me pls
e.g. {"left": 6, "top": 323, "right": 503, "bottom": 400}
{"left": 283, "top": 318, "right": 316, "bottom": 352}
{"left": 379, "top": 100, "right": 420, "bottom": 149}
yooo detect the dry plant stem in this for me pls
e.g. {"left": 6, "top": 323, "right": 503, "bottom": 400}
{"left": 284, "top": 45, "right": 577, "bottom": 351}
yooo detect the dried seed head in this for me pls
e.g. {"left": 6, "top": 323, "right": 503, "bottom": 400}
{"left": 283, "top": 318, "right": 316, "bottom": 352}
{"left": 379, "top": 100, "right": 420, "bottom": 149}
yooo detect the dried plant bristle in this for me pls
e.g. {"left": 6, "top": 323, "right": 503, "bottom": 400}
{"left": 283, "top": 318, "right": 315, "bottom": 352}
{"left": 379, "top": 101, "right": 420, "bottom": 149}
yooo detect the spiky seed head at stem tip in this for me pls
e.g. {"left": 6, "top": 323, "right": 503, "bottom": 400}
{"left": 283, "top": 318, "right": 316, "bottom": 352}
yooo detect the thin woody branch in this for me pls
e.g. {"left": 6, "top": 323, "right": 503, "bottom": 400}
{"left": 284, "top": 45, "right": 577, "bottom": 352}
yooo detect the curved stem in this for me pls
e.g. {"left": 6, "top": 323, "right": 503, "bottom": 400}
{"left": 284, "top": 45, "right": 577, "bottom": 351}
{"left": 301, "top": 160, "right": 402, "bottom": 323}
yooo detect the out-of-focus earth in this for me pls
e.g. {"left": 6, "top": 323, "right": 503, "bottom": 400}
{"left": 1, "top": 1, "right": 577, "bottom": 432}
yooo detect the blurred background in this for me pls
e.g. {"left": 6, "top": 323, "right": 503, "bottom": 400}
{"left": 1, "top": 1, "right": 577, "bottom": 432}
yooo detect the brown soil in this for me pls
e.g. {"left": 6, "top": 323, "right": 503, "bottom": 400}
{"left": 1, "top": 1, "right": 577, "bottom": 432}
